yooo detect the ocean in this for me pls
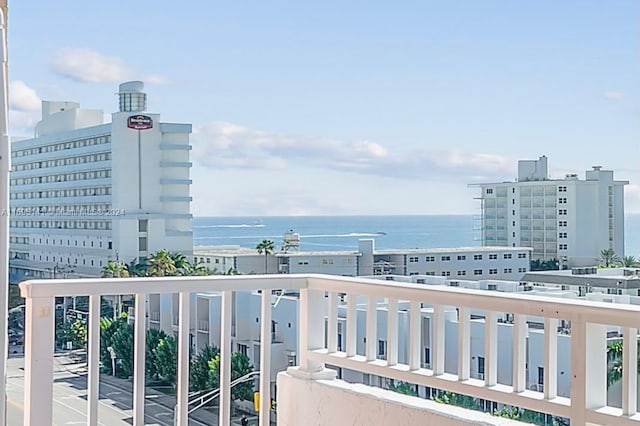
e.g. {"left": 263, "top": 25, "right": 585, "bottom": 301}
{"left": 193, "top": 214, "right": 640, "bottom": 256}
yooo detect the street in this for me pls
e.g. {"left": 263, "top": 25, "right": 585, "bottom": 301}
{"left": 5, "top": 350, "right": 223, "bottom": 425}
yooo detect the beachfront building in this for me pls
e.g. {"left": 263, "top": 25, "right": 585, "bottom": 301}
{"left": 471, "top": 155, "right": 628, "bottom": 268}
{"left": 8, "top": 81, "right": 193, "bottom": 281}
{"left": 194, "top": 237, "right": 531, "bottom": 281}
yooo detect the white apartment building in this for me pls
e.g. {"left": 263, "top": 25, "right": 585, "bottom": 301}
{"left": 145, "top": 279, "right": 635, "bottom": 411}
{"left": 194, "top": 238, "right": 531, "bottom": 281}
{"left": 471, "top": 155, "right": 627, "bottom": 268}
{"left": 9, "top": 81, "right": 193, "bottom": 281}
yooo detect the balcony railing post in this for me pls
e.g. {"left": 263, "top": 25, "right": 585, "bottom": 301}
{"left": 259, "top": 289, "right": 273, "bottom": 426}
{"left": 365, "top": 296, "right": 377, "bottom": 361}
{"left": 570, "top": 320, "right": 606, "bottom": 424}
{"left": 298, "top": 287, "right": 326, "bottom": 373}
{"left": 623, "top": 327, "right": 638, "bottom": 416}
{"left": 219, "top": 291, "right": 232, "bottom": 426}
{"left": 23, "top": 296, "right": 55, "bottom": 426}
{"left": 176, "top": 292, "right": 190, "bottom": 426}
{"left": 409, "top": 301, "right": 421, "bottom": 370}
{"left": 87, "top": 295, "right": 101, "bottom": 426}
{"left": 433, "top": 304, "right": 445, "bottom": 375}
{"left": 512, "top": 314, "right": 527, "bottom": 392}
{"left": 132, "top": 293, "right": 146, "bottom": 426}
{"left": 457, "top": 307, "right": 470, "bottom": 381}
{"left": 327, "top": 292, "right": 338, "bottom": 353}
{"left": 484, "top": 310, "right": 497, "bottom": 387}
{"left": 387, "top": 298, "right": 398, "bottom": 366}
{"left": 544, "top": 318, "right": 558, "bottom": 399}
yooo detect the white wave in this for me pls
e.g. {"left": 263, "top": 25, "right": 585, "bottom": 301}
{"left": 303, "top": 232, "right": 385, "bottom": 238}
{"left": 194, "top": 224, "right": 265, "bottom": 229}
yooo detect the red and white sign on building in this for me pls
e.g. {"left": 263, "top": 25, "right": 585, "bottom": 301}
{"left": 127, "top": 115, "right": 153, "bottom": 130}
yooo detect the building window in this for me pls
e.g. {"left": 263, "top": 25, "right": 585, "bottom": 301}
{"left": 518, "top": 267, "right": 527, "bottom": 272}
{"left": 489, "top": 254, "right": 497, "bottom": 260}
{"left": 489, "top": 269, "right": 498, "bottom": 275}
{"left": 457, "top": 270, "right": 466, "bottom": 276}
{"left": 474, "top": 269, "right": 482, "bottom": 275}
{"left": 425, "top": 256, "right": 435, "bottom": 262}
{"left": 486, "top": 188, "right": 493, "bottom": 194}
{"left": 518, "top": 253, "right": 527, "bottom": 259}
{"left": 138, "top": 237, "right": 148, "bottom": 252}
{"left": 441, "top": 271, "right": 451, "bottom": 277}
{"left": 441, "top": 256, "right": 450, "bottom": 261}
{"left": 457, "top": 255, "right": 466, "bottom": 260}
{"left": 559, "top": 232, "right": 567, "bottom": 238}
{"left": 378, "top": 340, "right": 387, "bottom": 359}
{"left": 503, "top": 253, "right": 512, "bottom": 259}
{"left": 504, "top": 268, "right": 512, "bottom": 273}
{"left": 559, "top": 198, "right": 567, "bottom": 204}
{"left": 558, "top": 186, "right": 567, "bottom": 192}
{"left": 409, "top": 256, "right": 419, "bottom": 263}
{"left": 138, "top": 219, "right": 148, "bottom": 233}
{"left": 559, "top": 221, "right": 567, "bottom": 227}
{"left": 559, "top": 244, "right": 568, "bottom": 250}
{"left": 474, "top": 254, "right": 483, "bottom": 260}
{"left": 558, "top": 209, "right": 567, "bottom": 215}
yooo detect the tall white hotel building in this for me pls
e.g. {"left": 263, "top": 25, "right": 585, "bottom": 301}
{"left": 471, "top": 156, "right": 627, "bottom": 268}
{"left": 8, "top": 81, "right": 193, "bottom": 281}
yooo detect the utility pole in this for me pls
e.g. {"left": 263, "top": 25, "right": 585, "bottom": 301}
{"left": 0, "top": 1, "right": 9, "bottom": 424}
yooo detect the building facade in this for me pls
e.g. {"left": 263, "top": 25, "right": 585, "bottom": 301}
{"left": 9, "top": 81, "right": 193, "bottom": 281}
{"left": 471, "top": 156, "right": 627, "bottom": 268}
{"left": 194, "top": 238, "right": 531, "bottom": 281}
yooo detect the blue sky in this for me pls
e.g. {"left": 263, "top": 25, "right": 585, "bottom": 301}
{"left": 7, "top": 1, "right": 639, "bottom": 216}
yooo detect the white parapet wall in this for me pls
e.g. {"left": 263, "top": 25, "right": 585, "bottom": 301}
{"left": 277, "top": 369, "right": 530, "bottom": 426}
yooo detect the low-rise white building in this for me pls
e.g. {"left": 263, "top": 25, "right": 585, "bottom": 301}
{"left": 194, "top": 238, "right": 532, "bottom": 281}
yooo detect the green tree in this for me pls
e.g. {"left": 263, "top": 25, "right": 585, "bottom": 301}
{"left": 100, "top": 316, "right": 134, "bottom": 378}
{"left": 56, "top": 319, "right": 87, "bottom": 350}
{"left": 599, "top": 248, "right": 621, "bottom": 268}
{"left": 101, "top": 261, "right": 130, "bottom": 278}
{"left": 190, "top": 345, "right": 220, "bottom": 391}
{"left": 208, "top": 352, "right": 254, "bottom": 401}
{"left": 154, "top": 335, "right": 178, "bottom": 386}
{"left": 256, "top": 240, "right": 275, "bottom": 274}
{"left": 606, "top": 339, "right": 640, "bottom": 388}
{"left": 126, "top": 258, "right": 148, "bottom": 277}
{"left": 148, "top": 249, "right": 177, "bottom": 277}
{"left": 146, "top": 328, "right": 168, "bottom": 382}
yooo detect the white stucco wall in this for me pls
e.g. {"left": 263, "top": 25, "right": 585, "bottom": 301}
{"left": 277, "top": 370, "right": 529, "bottom": 426}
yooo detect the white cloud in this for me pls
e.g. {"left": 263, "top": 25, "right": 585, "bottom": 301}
{"left": 52, "top": 48, "right": 132, "bottom": 83}
{"left": 192, "top": 121, "right": 516, "bottom": 182}
{"left": 10, "top": 81, "right": 41, "bottom": 111}
{"left": 51, "top": 48, "right": 168, "bottom": 84}
{"left": 601, "top": 91, "right": 624, "bottom": 100}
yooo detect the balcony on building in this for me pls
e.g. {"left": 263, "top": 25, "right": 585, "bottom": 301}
{"left": 17, "top": 274, "right": 640, "bottom": 426}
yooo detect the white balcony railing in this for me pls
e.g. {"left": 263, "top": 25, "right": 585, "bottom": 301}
{"left": 18, "top": 274, "right": 640, "bottom": 426}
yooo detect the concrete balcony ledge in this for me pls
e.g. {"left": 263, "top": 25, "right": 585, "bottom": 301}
{"left": 277, "top": 369, "right": 529, "bottom": 426}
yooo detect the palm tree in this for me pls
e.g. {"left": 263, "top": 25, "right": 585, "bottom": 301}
{"left": 148, "top": 249, "right": 177, "bottom": 277}
{"left": 126, "top": 258, "right": 148, "bottom": 277}
{"left": 101, "top": 261, "right": 130, "bottom": 278}
{"left": 607, "top": 340, "right": 640, "bottom": 387}
{"left": 256, "top": 240, "right": 275, "bottom": 274}
{"left": 621, "top": 255, "right": 638, "bottom": 268}
{"left": 169, "top": 252, "right": 190, "bottom": 274}
{"left": 599, "top": 248, "right": 621, "bottom": 268}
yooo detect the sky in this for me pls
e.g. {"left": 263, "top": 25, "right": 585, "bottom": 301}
{"left": 6, "top": 1, "right": 639, "bottom": 216}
